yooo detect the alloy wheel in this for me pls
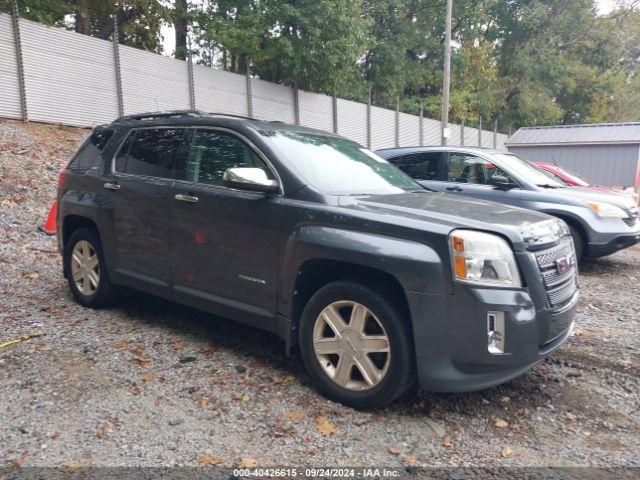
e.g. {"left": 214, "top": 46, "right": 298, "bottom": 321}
{"left": 71, "top": 240, "right": 100, "bottom": 295}
{"left": 312, "top": 300, "right": 391, "bottom": 391}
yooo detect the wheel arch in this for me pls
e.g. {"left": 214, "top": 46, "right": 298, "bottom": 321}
{"left": 61, "top": 215, "right": 101, "bottom": 278}
{"left": 291, "top": 259, "right": 411, "bottom": 332}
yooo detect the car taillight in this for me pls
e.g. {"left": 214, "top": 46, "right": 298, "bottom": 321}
{"left": 57, "top": 170, "right": 69, "bottom": 191}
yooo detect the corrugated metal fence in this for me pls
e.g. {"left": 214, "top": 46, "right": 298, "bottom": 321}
{"left": 0, "top": 12, "right": 509, "bottom": 149}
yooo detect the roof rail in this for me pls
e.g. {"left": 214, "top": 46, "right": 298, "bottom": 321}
{"left": 113, "top": 110, "right": 210, "bottom": 123}
{"left": 207, "top": 112, "right": 258, "bottom": 121}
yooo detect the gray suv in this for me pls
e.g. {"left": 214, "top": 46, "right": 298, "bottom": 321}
{"left": 57, "top": 111, "right": 578, "bottom": 408}
{"left": 378, "top": 146, "right": 640, "bottom": 260}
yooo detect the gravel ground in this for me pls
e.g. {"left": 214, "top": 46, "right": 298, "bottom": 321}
{"left": 1, "top": 119, "right": 639, "bottom": 469}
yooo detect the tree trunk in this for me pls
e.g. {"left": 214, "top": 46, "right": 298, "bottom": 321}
{"left": 175, "top": 0, "right": 188, "bottom": 60}
{"left": 74, "top": 0, "right": 90, "bottom": 35}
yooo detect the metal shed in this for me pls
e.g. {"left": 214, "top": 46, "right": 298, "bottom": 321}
{"left": 506, "top": 123, "right": 640, "bottom": 188}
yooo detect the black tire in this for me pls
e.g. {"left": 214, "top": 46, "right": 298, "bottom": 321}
{"left": 64, "top": 227, "right": 119, "bottom": 308}
{"left": 299, "top": 281, "right": 416, "bottom": 409}
{"left": 568, "top": 224, "right": 585, "bottom": 261}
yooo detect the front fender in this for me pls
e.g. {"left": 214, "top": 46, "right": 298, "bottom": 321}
{"left": 278, "top": 225, "right": 448, "bottom": 318}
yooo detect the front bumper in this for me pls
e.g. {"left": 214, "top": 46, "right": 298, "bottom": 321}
{"left": 588, "top": 230, "right": 640, "bottom": 258}
{"left": 406, "top": 277, "right": 578, "bottom": 393}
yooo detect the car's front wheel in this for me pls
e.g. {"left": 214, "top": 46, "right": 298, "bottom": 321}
{"left": 64, "top": 227, "right": 119, "bottom": 308}
{"left": 299, "top": 281, "right": 416, "bottom": 409}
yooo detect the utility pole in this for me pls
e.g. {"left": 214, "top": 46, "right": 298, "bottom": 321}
{"left": 441, "top": 0, "right": 453, "bottom": 146}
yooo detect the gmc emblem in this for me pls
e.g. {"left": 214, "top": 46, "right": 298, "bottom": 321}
{"left": 555, "top": 254, "right": 576, "bottom": 275}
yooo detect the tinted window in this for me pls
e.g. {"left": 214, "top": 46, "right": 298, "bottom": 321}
{"left": 394, "top": 152, "right": 442, "bottom": 180}
{"left": 447, "top": 153, "right": 512, "bottom": 185}
{"left": 115, "top": 133, "right": 134, "bottom": 173}
{"left": 69, "top": 128, "right": 114, "bottom": 171}
{"left": 182, "top": 130, "right": 272, "bottom": 186}
{"left": 117, "top": 128, "right": 186, "bottom": 178}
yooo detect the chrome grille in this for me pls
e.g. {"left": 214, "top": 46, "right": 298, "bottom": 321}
{"left": 541, "top": 266, "right": 575, "bottom": 288}
{"left": 547, "top": 279, "right": 578, "bottom": 306}
{"left": 536, "top": 240, "right": 574, "bottom": 269}
{"left": 534, "top": 238, "right": 578, "bottom": 311}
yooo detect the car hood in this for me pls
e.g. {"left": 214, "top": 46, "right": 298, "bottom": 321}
{"left": 538, "top": 185, "right": 637, "bottom": 210}
{"left": 338, "top": 191, "right": 555, "bottom": 250}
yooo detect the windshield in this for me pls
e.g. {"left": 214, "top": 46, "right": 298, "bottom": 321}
{"left": 492, "top": 153, "right": 565, "bottom": 188}
{"left": 262, "top": 131, "right": 421, "bottom": 195}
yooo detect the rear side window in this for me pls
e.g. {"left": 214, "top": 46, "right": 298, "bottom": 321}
{"left": 69, "top": 128, "right": 114, "bottom": 171}
{"left": 394, "top": 152, "right": 442, "bottom": 180}
{"left": 115, "top": 128, "right": 187, "bottom": 178}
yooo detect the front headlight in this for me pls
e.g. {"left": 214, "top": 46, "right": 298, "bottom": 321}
{"left": 586, "top": 201, "right": 628, "bottom": 219}
{"left": 449, "top": 230, "right": 522, "bottom": 287}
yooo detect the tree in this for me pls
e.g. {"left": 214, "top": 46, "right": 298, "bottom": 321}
{"left": 174, "top": 0, "right": 189, "bottom": 60}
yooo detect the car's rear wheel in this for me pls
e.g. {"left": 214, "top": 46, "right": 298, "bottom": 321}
{"left": 299, "top": 281, "right": 415, "bottom": 409}
{"left": 64, "top": 228, "right": 119, "bottom": 308}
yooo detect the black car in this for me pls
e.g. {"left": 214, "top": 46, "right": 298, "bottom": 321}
{"left": 377, "top": 146, "right": 640, "bottom": 260}
{"left": 57, "top": 110, "right": 578, "bottom": 408}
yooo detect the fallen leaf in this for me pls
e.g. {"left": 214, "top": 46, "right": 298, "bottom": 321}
{"left": 114, "top": 340, "right": 131, "bottom": 351}
{"left": 442, "top": 435, "right": 453, "bottom": 447}
{"left": 140, "top": 373, "right": 155, "bottom": 384}
{"left": 571, "top": 329, "right": 584, "bottom": 337}
{"left": 402, "top": 454, "right": 418, "bottom": 465}
{"left": 129, "top": 344, "right": 145, "bottom": 355}
{"left": 283, "top": 375, "right": 296, "bottom": 382}
{"left": 500, "top": 446, "right": 512, "bottom": 457}
{"left": 239, "top": 457, "right": 258, "bottom": 468}
{"left": 8, "top": 452, "right": 28, "bottom": 468}
{"left": 50, "top": 432, "right": 61, "bottom": 440}
{"left": 196, "top": 397, "right": 210, "bottom": 407}
{"left": 583, "top": 431, "right": 592, "bottom": 437}
{"left": 131, "top": 356, "right": 152, "bottom": 367}
{"left": 197, "top": 346, "right": 215, "bottom": 357}
{"left": 566, "top": 412, "right": 577, "bottom": 421}
{"left": 283, "top": 410, "right": 303, "bottom": 422}
{"left": 61, "top": 464, "right": 84, "bottom": 473}
{"left": 387, "top": 447, "right": 401, "bottom": 456}
{"left": 495, "top": 418, "right": 509, "bottom": 429}
{"left": 315, "top": 417, "right": 336, "bottom": 436}
{"left": 500, "top": 396, "right": 511, "bottom": 403}
{"left": 197, "top": 454, "right": 222, "bottom": 466}
{"left": 170, "top": 341, "right": 186, "bottom": 351}
{"left": 241, "top": 394, "right": 250, "bottom": 402}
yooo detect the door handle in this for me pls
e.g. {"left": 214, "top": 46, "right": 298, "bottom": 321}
{"left": 446, "top": 186, "right": 463, "bottom": 192}
{"left": 103, "top": 182, "right": 120, "bottom": 191}
{"left": 175, "top": 194, "right": 199, "bottom": 203}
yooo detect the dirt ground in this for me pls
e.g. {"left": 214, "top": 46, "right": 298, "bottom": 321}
{"left": 0, "top": 119, "right": 639, "bottom": 469}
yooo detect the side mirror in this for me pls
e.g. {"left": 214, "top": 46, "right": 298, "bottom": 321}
{"left": 491, "top": 175, "right": 516, "bottom": 190}
{"left": 222, "top": 167, "right": 279, "bottom": 194}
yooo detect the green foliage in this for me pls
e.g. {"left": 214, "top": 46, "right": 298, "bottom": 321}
{"left": 5, "top": 0, "right": 640, "bottom": 129}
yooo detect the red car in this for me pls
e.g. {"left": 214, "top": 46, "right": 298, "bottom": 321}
{"left": 534, "top": 161, "right": 639, "bottom": 205}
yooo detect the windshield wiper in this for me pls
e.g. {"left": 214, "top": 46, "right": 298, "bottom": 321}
{"left": 536, "top": 183, "right": 563, "bottom": 189}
